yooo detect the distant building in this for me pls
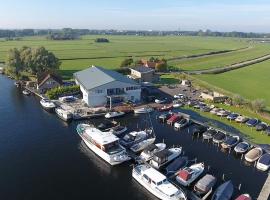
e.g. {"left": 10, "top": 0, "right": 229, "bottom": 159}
{"left": 141, "top": 59, "right": 165, "bottom": 70}
{"left": 0, "top": 64, "right": 4, "bottom": 74}
{"left": 200, "top": 91, "right": 228, "bottom": 103}
{"left": 129, "top": 66, "right": 159, "bottom": 83}
{"left": 74, "top": 66, "right": 141, "bottom": 107}
{"left": 37, "top": 73, "right": 63, "bottom": 93}
{"left": 181, "top": 80, "right": 191, "bottom": 86}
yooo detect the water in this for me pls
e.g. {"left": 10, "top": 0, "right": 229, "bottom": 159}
{"left": 0, "top": 74, "right": 267, "bottom": 200}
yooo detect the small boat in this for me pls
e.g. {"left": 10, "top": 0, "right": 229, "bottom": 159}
{"left": 137, "top": 143, "right": 166, "bottom": 163}
{"left": 213, "top": 131, "right": 226, "bottom": 144}
{"left": 192, "top": 125, "right": 207, "bottom": 136}
{"left": 221, "top": 136, "right": 240, "bottom": 149}
{"left": 246, "top": 118, "right": 260, "bottom": 127}
{"left": 158, "top": 112, "right": 173, "bottom": 122}
{"left": 14, "top": 81, "right": 20, "bottom": 87}
{"left": 235, "top": 115, "right": 249, "bottom": 123}
{"left": 211, "top": 180, "right": 234, "bottom": 200}
{"left": 155, "top": 98, "right": 168, "bottom": 104}
{"left": 174, "top": 118, "right": 189, "bottom": 129}
{"left": 234, "top": 142, "right": 250, "bottom": 154}
{"left": 165, "top": 156, "right": 188, "bottom": 175}
{"left": 167, "top": 114, "right": 181, "bottom": 125}
{"left": 105, "top": 111, "right": 125, "bottom": 119}
{"left": 76, "top": 124, "right": 130, "bottom": 165}
{"left": 245, "top": 147, "right": 263, "bottom": 162}
{"left": 59, "top": 96, "right": 78, "bottom": 103}
{"left": 110, "top": 125, "right": 127, "bottom": 136}
{"left": 97, "top": 120, "right": 118, "bottom": 131}
{"left": 256, "top": 153, "right": 270, "bottom": 171}
{"left": 176, "top": 163, "right": 205, "bottom": 186}
{"left": 120, "top": 129, "right": 152, "bottom": 148}
{"left": 55, "top": 107, "right": 73, "bottom": 121}
{"left": 132, "top": 164, "right": 187, "bottom": 200}
{"left": 150, "top": 147, "right": 182, "bottom": 169}
{"left": 235, "top": 194, "right": 252, "bottom": 200}
{"left": 22, "top": 90, "right": 30, "bottom": 95}
{"left": 40, "top": 98, "right": 56, "bottom": 111}
{"left": 194, "top": 174, "right": 217, "bottom": 195}
{"left": 134, "top": 106, "right": 154, "bottom": 114}
{"left": 203, "top": 129, "right": 217, "bottom": 140}
{"left": 158, "top": 105, "right": 173, "bottom": 112}
{"left": 130, "top": 137, "right": 156, "bottom": 153}
{"left": 174, "top": 94, "right": 184, "bottom": 99}
{"left": 173, "top": 102, "right": 183, "bottom": 108}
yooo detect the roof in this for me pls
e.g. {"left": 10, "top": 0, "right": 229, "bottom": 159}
{"left": 131, "top": 66, "right": 154, "bottom": 73}
{"left": 154, "top": 149, "right": 172, "bottom": 158}
{"left": 37, "top": 72, "right": 63, "bottom": 86}
{"left": 144, "top": 167, "right": 166, "bottom": 183}
{"left": 85, "top": 127, "right": 119, "bottom": 145}
{"left": 74, "top": 66, "right": 138, "bottom": 90}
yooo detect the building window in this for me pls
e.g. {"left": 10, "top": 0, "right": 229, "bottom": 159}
{"left": 126, "top": 86, "right": 140, "bottom": 91}
{"left": 95, "top": 89, "right": 103, "bottom": 94}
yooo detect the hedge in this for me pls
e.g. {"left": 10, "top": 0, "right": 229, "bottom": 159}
{"left": 46, "top": 85, "right": 80, "bottom": 100}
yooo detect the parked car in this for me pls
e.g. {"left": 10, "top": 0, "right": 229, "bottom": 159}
{"left": 210, "top": 108, "right": 221, "bottom": 115}
{"left": 216, "top": 110, "right": 230, "bottom": 117}
{"left": 235, "top": 115, "right": 249, "bottom": 123}
{"left": 155, "top": 98, "right": 168, "bottom": 104}
{"left": 265, "top": 126, "right": 270, "bottom": 136}
{"left": 200, "top": 106, "right": 211, "bottom": 112}
{"left": 174, "top": 94, "right": 185, "bottom": 99}
{"left": 246, "top": 118, "right": 260, "bottom": 127}
{"left": 256, "top": 122, "right": 268, "bottom": 131}
{"left": 227, "top": 113, "right": 239, "bottom": 120}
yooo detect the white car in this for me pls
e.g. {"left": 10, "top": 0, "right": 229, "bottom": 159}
{"left": 174, "top": 94, "right": 185, "bottom": 99}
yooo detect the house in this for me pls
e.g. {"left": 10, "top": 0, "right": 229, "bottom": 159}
{"left": 141, "top": 59, "right": 165, "bottom": 70}
{"left": 200, "top": 91, "right": 228, "bottom": 103}
{"left": 128, "top": 66, "right": 159, "bottom": 83}
{"left": 181, "top": 80, "right": 191, "bottom": 86}
{"left": 37, "top": 73, "right": 63, "bottom": 93}
{"left": 74, "top": 66, "right": 141, "bottom": 107}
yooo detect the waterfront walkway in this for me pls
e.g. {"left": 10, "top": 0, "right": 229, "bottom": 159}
{"left": 258, "top": 174, "right": 270, "bottom": 200}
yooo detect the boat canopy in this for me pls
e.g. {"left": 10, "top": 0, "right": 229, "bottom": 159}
{"left": 259, "top": 153, "right": 270, "bottom": 165}
{"left": 153, "top": 149, "right": 172, "bottom": 163}
{"left": 143, "top": 167, "right": 166, "bottom": 184}
{"left": 178, "top": 169, "right": 192, "bottom": 181}
{"left": 196, "top": 174, "right": 216, "bottom": 192}
{"left": 143, "top": 144, "right": 157, "bottom": 153}
{"left": 85, "top": 128, "right": 119, "bottom": 145}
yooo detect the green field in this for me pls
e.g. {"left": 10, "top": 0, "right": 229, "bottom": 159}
{"left": 196, "top": 60, "right": 270, "bottom": 106}
{"left": 0, "top": 35, "right": 251, "bottom": 78}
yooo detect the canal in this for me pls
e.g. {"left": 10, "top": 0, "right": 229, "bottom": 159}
{"left": 0, "top": 74, "right": 267, "bottom": 200}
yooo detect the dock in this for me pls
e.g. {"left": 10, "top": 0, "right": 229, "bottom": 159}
{"left": 258, "top": 174, "right": 270, "bottom": 200}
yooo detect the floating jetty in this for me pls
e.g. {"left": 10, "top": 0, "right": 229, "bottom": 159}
{"left": 258, "top": 174, "right": 270, "bottom": 200}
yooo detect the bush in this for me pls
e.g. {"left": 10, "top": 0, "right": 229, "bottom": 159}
{"left": 46, "top": 85, "right": 80, "bottom": 100}
{"left": 155, "top": 62, "right": 167, "bottom": 72}
{"left": 95, "top": 38, "right": 109, "bottom": 43}
{"left": 250, "top": 99, "right": 266, "bottom": 113}
{"left": 232, "top": 94, "right": 245, "bottom": 106}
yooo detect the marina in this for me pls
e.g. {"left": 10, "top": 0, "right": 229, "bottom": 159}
{"left": 0, "top": 74, "right": 269, "bottom": 200}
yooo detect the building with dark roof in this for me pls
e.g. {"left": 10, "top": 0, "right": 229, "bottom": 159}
{"left": 129, "top": 66, "right": 159, "bottom": 83}
{"left": 37, "top": 72, "right": 63, "bottom": 93}
{"left": 74, "top": 66, "right": 141, "bottom": 107}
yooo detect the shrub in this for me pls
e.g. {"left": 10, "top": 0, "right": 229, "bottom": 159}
{"left": 250, "top": 99, "right": 266, "bottom": 113}
{"left": 95, "top": 38, "right": 109, "bottom": 43}
{"left": 46, "top": 85, "right": 80, "bottom": 100}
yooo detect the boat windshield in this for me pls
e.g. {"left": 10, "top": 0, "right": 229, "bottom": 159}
{"left": 103, "top": 141, "right": 124, "bottom": 155}
{"left": 123, "top": 134, "right": 136, "bottom": 142}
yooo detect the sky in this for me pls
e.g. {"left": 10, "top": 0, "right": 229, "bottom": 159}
{"left": 0, "top": 0, "right": 270, "bottom": 32}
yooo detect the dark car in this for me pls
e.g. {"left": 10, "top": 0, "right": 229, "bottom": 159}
{"left": 266, "top": 126, "right": 270, "bottom": 136}
{"left": 227, "top": 113, "right": 239, "bottom": 120}
{"left": 256, "top": 123, "right": 268, "bottom": 131}
{"left": 200, "top": 106, "right": 211, "bottom": 112}
{"left": 246, "top": 118, "right": 260, "bottom": 127}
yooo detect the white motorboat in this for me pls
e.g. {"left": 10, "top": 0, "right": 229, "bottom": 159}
{"left": 137, "top": 143, "right": 166, "bottom": 163}
{"left": 256, "top": 153, "right": 270, "bottom": 171}
{"left": 120, "top": 129, "right": 152, "bottom": 148}
{"left": 245, "top": 147, "right": 263, "bottom": 162}
{"left": 22, "top": 90, "right": 30, "bottom": 95}
{"left": 105, "top": 111, "right": 125, "bottom": 119}
{"left": 134, "top": 107, "right": 154, "bottom": 114}
{"left": 133, "top": 164, "right": 187, "bottom": 200}
{"left": 150, "top": 147, "right": 182, "bottom": 169}
{"left": 176, "top": 163, "right": 205, "bottom": 186}
{"left": 235, "top": 115, "right": 249, "bottom": 123}
{"left": 174, "top": 118, "right": 189, "bottom": 129}
{"left": 234, "top": 142, "right": 250, "bottom": 154}
{"left": 55, "top": 107, "right": 73, "bottom": 121}
{"left": 130, "top": 137, "right": 156, "bottom": 153}
{"left": 110, "top": 125, "right": 127, "bottom": 136}
{"left": 173, "top": 103, "right": 182, "bottom": 108}
{"left": 76, "top": 124, "right": 130, "bottom": 165}
{"left": 40, "top": 99, "right": 56, "bottom": 111}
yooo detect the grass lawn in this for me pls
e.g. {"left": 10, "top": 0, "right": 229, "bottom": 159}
{"left": 184, "top": 106, "right": 270, "bottom": 144}
{"left": 0, "top": 35, "right": 250, "bottom": 79}
{"left": 196, "top": 60, "right": 270, "bottom": 106}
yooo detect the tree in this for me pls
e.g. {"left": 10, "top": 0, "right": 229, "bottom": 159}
{"left": 155, "top": 61, "right": 167, "bottom": 72}
{"left": 5, "top": 48, "right": 22, "bottom": 75}
{"left": 120, "top": 58, "right": 133, "bottom": 68}
{"left": 250, "top": 99, "right": 266, "bottom": 113}
{"left": 232, "top": 94, "right": 245, "bottom": 106}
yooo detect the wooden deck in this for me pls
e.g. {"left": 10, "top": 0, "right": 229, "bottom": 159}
{"left": 258, "top": 174, "right": 270, "bottom": 200}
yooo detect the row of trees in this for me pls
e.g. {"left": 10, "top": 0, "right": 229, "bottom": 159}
{"left": 6, "top": 46, "right": 61, "bottom": 77}
{"left": 232, "top": 94, "right": 266, "bottom": 113}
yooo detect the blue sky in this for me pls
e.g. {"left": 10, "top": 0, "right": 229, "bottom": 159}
{"left": 0, "top": 0, "right": 270, "bottom": 32}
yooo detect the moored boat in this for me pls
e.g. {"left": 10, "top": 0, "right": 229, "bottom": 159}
{"left": 105, "top": 111, "right": 125, "bottom": 119}
{"left": 256, "top": 153, "right": 270, "bottom": 171}
{"left": 76, "top": 124, "right": 130, "bottom": 165}
{"left": 167, "top": 114, "right": 181, "bottom": 125}
{"left": 176, "top": 163, "right": 205, "bottom": 186}
{"left": 234, "top": 142, "right": 250, "bottom": 154}
{"left": 221, "top": 135, "right": 240, "bottom": 149}
{"left": 130, "top": 137, "right": 156, "bottom": 153}
{"left": 55, "top": 107, "right": 73, "bottom": 121}
{"left": 165, "top": 156, "right": 188, "bottom": 175}
{"left": 22, "top": 89, "right": 30, "bottom": 95}
{"left": 159, "top": 112, "right": 173, "bottom": 122}
{"left": 203, "top": 128, "right": 217, "bottom": 140}
{"left": 137, "top": 143, "right": 166, "bottom": 163}
{"left": 132, "top": 164, "right": 187, "bottom": 200}
{"left": 245, "top": 147, "right": 263, "bottom": 162}
{"left": 40, "top": 98, "right": 56, "bottom": 111}
{"left": 174, "top": 118, "right": 189, "bottom": 129}
{"left": 192, "top": 125, "right": 207, "bottom": 136}
{"left": 211, "top": 180, "right": 234, "bottom": 200}
{"left": 110, "top": 125, "right": 127, "bottom": 136}
{"left": 97, "top": 120, "right": 118, "bottom": 131}
{"left": 235, "top": 194, "right": 252, "bottom": 200}
{"left": 120, "top": 129, "right": 152, "bottom": 148}
{"left": 150, "top": 147, "right": 182, "bottom": 169}
{"left": 158, "top": 105, "right": 173, "bottom": 112}
{"left": 213, "top": 131, "right": 226, "bottom": 144}
{"left": 134, "top": 106, "right": 154, "bottom": 114}
{"left": 194, "top": 174, "right": 217, "bottom": 196}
